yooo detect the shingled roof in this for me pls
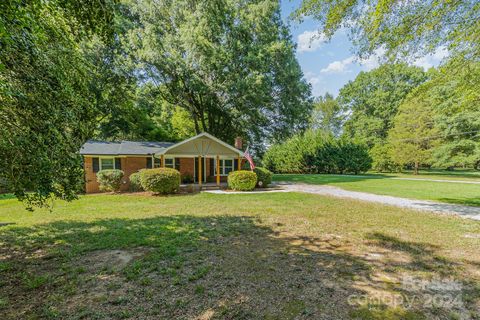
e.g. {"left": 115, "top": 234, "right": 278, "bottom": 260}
{"left": 80, "top": 140, "right": 175, "bottom": 156}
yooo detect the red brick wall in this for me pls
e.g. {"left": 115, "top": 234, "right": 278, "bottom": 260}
{"left": 179, "top": 158, "right": 194, "bottom": 178}
{"left": 84, "top": 156, "right": 150, "bottom": 193}
{"left": 84, "top": 156, "right": 246, "bottom": 192}
{"left": 84, "top": 157, "right": 100, "bottom": 193}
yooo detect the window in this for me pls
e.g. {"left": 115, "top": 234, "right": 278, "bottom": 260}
{"left": 165, "top": 158, "right": 174, "bottom": 168}
{"left": 223, "top": 159, "right": 233, "bottom": 175}
{"left": 215, "top": 159, "right": 234, "bottom": 176}
{"left": 100, "top": 158, "right": 114, "bottom": 170}
{"left": 154, "top": 157, "right": 161, "bottom": 168}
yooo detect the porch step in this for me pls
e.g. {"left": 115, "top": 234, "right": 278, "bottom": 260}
{"left": 201, "top": 185, "right": 223, "bottom": 190}
{"left": 179, "top": 183, "right": 226, "bottom": 193}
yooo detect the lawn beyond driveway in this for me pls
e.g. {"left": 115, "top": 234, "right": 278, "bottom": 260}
{"left": 274, "top": 174, "right": 480, "bottom": 207}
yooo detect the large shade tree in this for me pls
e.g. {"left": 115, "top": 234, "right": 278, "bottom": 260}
{"left": 388, "top": 89, "right": 439, "bottom": 174}
{"left": 126, "top": 0, "right": 312, "bottom": 146}
{"left": 339, "top": 64, "right": 427, "bottom": 148}
{"left": 0, "top": 0, "right": 117, "bottom": 207}
{"left": 309, "top": 93, "right": 344, "bottom": 136}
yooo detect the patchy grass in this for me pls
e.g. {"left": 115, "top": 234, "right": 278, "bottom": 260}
{"left": 0, "top": 193, "right": 479, "bottom": 319}
{"left": 274, "top": 174, "right": 480, "bottom": 207}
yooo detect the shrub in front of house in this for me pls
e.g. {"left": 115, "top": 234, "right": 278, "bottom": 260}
{"left": 253, "top": 167, "right": 272, "bottom": 188}
{"left": 228, "top": 170, "right": 257, "bottom": 191}
{"left": 96, "top": 169, "right": 124, "bottom": 192}
{"left": 182, "top": 172, "right": 194, "bottom": 184}
{"left": 129, "top": 172, "right": 143, "bottom": 192}
{"left": 140, "top": 168, "right": 180, "bottom": 194}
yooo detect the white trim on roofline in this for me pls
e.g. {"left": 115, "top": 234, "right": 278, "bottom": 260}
{"left": 156, "top": 132, "right": 244, "bottom": 157}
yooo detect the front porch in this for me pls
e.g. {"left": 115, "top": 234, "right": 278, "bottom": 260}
{"left": 155, "top": 133, "right": 245, "bottom": 186}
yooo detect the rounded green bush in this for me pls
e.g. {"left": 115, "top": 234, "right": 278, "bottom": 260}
{"left": 227, "top": 170, "right": 257, "bottom": 191}
{"left": 129, "top": 171, "right": 144, "bottom": 192}
{"left": 96, "top": 169, "right": 124, "bottom": 192}
{"left": 140, "top": 168, "right": 180, "bottom": 194}
{"left": 253, "top": 167, "right": 272, "bottom": 187}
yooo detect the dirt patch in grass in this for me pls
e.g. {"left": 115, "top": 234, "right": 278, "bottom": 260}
{"left": 77, "top": 248, "right": 151, "bottom": 273}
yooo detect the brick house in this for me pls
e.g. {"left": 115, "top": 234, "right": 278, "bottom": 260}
{"left": 80, "top": 132, "right": 245, "bottom": 193}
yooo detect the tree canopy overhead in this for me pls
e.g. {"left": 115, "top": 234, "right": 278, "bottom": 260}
{"left": 294, "top": 0, "right": 480, "bottom": 61}
{"left": 126, "top": 0, "right": 312, "bottom": 146}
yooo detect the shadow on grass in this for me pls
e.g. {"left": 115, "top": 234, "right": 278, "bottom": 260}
{"left": 0, "top": 217, "right": 478, "bottom": 319}
{"left": 439, "top": 197, "right": 480, "bottom": 207}
{"left": 0, "top": 193, "right": 15, "bottom": 201}
{"left": 366, "top": 233, "right": 456, "bottom": 275}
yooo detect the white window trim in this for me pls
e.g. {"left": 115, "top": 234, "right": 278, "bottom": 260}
{"left": 99, "top": 157, "right": 116, "bottom": 170}
{"left": 164, "top": 157, "right": 175, "bottom": 168}
{"left": 214, "top": 158, "right": 234, "bottom": 176}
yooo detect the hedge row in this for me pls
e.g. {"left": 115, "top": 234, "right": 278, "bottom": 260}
{"left": 262, "top": 130, "right": 372, "bottom": 174}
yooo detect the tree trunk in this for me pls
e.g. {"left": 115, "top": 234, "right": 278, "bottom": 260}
{"left": 414, "top": 161, "right": 419, "bottom": 175}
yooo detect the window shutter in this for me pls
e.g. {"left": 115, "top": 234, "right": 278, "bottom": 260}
{"left": 234, "top": 159, "right": 239, "bottom": 171}
{"left": 115, "top": 158, "right": 121, "bottom": 170}
{"left": 175, "top": 158, "right": 180, "bottom": 171}
{"left": 209, "top": 158, "right": 214, "bottom": 176}
{"left": 92, "top": 158, "right": 99, "bottom": 173}
{"left": 146, "top": 157, "right": 152, "bottom": 168}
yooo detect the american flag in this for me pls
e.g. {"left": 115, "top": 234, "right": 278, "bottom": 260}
{"left": 244, "top": 146, "right": 255, "bottom": 170}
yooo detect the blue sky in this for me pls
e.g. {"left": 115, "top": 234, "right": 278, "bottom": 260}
{"left": 280, "top": 0, "right": 448, "bottom": 98}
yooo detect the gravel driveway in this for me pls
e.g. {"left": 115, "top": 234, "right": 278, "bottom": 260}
{"left": 207, "top": 183, "right": 480, "bottom": 220}
{"left": 279, "top": 183, "right": 480, "bottom": 220}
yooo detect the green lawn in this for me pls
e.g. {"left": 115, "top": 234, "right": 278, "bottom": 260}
{"left": 273, "top": 174, "right": 480, "bottom": 207}
{"left": 372, "top": 169, "right": 480, "bottom": 181}
{"left": 0, "top": 193, "right": 479, "bottom": 319}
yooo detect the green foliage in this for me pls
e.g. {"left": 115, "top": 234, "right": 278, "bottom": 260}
{"left": 253, "top": 167, "right": 273, "bottom": 188}
{"left": 126, "top": 0, "right": 312, "bottom": 147}
{"left": 263, "top": 130, "right": 329, "bottom": 173}
{"left": 340, "top": 64, "right": 428, "bottom": 149}
{"left": 129, "top": 172, "right": 143, "bottom": 192}
{"left": 140, "top": 168, "right": 180, "bottom": 194}
{"left": 181, "top": 173, "right": 194, "bottom": 184}
{"left": 294, "top": 1, "right": 479, "bottom": 167}
{"left": 0, "top": 0, "right": 117, "bottom": 208}
{"left": 427, "top": 60, "right": 480, "bottom": 169}
{"left": 310, "top": 93, "right": 344, "bottom": 136}
{"left": 294, "top": 0, "right": 479, "bottom": 61}
{"left": 387, "top": 82, "right": 439, "bottom": 174}
{"left": 228, "top": 171, "right": 257, "bottom": 191}
{"left": 335, "top": 140, "right": 373, "bottom": 174}
{"left": 369, "top": 144, "right": 399, "bottom": 173}
{"left": 96, "top": 170, "right": 124, "bottom": 192}
{"left": 263, "top": 130, "right": 371, "bottom": 174}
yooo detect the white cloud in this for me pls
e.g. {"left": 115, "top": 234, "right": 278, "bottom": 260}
{"left": 297, "top": 30, "right": 326, "bottom": 53}
{"left": 304, "top": 72, "right": 320, "bottom": 85}
{"left": 320, "top": 56, "right": 355, "bottom": 73}
{"left": 413, "top": 47, "right": 449, "bottom": 70}
{"left": 304, "top": 72, "right": 326, "bottom": 96}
